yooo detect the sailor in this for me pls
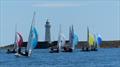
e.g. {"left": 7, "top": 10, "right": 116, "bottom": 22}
{"left": 18, "top": 48, "right": 21, "bottom": 54}
{"left": 24, "top": 50, "right": 29, "bottom": 56}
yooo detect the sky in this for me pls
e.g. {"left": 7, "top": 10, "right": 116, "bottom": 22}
{"left": 0, "top": 0, "right": 120, "bottom": 46}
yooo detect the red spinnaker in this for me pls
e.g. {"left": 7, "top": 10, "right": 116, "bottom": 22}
{"left": 17, "top": 33, "right": 23, "bottom": 48}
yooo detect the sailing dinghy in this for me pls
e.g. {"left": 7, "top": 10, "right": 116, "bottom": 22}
{"left": 49, "top": 25, "right": 66, "bottom": 53}
{"left": 7, "top": 26, "right": 23, "bottom": 53}
{"left": 15, "top": 12, "right": 38, "bottom": 57}
{"left": 63, "top": 25, "right": 78, "bottom": 52}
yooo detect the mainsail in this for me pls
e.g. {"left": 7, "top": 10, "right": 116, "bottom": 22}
{"left": 27, "top": 12, "right": 38, "bottom": 54}
{"left": 69, "top": 25, "right": 78, "bottom": 50}
{"left": 93, "top": 34, "right": 97, "bottom": 48}
{"left": 97, "top": 34, "right": 102, "bottom": 46}
{"left": 58, "top": 25, "right": 66, "bottom": 50}
{"left": 73, "top": 34, "right": 78, "bottom": 49}
{"left": 87, "top": 27, "right": 95, "bottom": 46}
{"left": 31, "top": 27, "right": 38, "bottom": 49}
{"left": 89, "top": 33, "right": 95, "bottom": 46}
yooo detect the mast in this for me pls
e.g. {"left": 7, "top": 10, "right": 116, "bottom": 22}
{"left": 71, "top": 25, "right": 74, "bottom": 50}
{"left": 87, "top": 26, "right": 89, "bottom": 47}
{"left": 69, "top": 26, "right": 72, "bottom": 46}
{"left": 94, "top": 34, "right": 97, "bottom": 49}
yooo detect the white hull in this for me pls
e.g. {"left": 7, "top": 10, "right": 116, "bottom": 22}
{"left": 15, "top": 53, "right": 22, "bottom": 57}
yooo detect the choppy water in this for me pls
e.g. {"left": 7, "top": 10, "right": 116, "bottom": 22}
{"left": 0, "top": 48, "right": 120, "bottom": 67}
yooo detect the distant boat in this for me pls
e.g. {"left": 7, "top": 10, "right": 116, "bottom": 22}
{"left": 49, "top": 25, "right": 66, "bottom": 53}
{"left": 17, "top": 32, "right": 24, "bottom": 48}
{"left": 91, "top": 34, "right": 102, "bottom": 51}
{"left": 71, "top": 26, "right": 78, "bottom": 51}
{"left": 81, "top": 27, "right": 102, "bottom": 51}
{"left": 81, "top": 27, "right": 94, "bottom": 51}
{"left": 7, "top": 32, "right": 23, "bottom": 54}
{"left": 14, "top": 32, "right": 24, "bottom": 56}
{"left": 63, "top": 25, "right": 78, "bottom": 52}
{"left": 58, "top": 25, "right": 66, "bottom": 52}
{"left": 73, "top": 34, "right": 79, "bottom": 50}
{"left": 96, "top": 34, "right": 102, "bottom": 48}
{"left": 6, "top": 25, "right": 19, "bottom": 54}
{"left": 15, "top": 12, "right": 38, "bottom": 57}
{"left": 89, "top": 33, "right": 96, "bottom": 51}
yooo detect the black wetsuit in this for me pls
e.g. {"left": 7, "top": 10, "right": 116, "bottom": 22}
{"left": 18, "top": 48, "right": 22, "bottom": 54}
{"left": 18, "top": 48, "right": 29, "bottom": 56}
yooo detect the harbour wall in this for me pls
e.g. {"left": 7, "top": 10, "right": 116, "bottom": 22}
{"left": 1, "top": 40, "right": 120, "bottom": 49}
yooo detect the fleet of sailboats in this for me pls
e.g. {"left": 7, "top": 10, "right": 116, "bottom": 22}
{"left": 49, "top": 25, "right": 79, "bottom": 53}
{"left": 81, "top": 27, "right": 102, "bottom": 51}
{"left": 6, "top": 12, "right": 102, "bottom": 56}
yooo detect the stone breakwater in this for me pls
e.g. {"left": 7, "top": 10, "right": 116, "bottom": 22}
{"left": 77, "top": 40, "right": 120, "bottom": 48}
{"left": 1, "top": 40, "right": 120, "bottom": 49}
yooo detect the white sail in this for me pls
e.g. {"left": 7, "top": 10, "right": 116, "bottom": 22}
{"left": 14, "top": 24, "right": 17, "bottom": 50}
{"left": 27, "top": 12, "right": 37, "bottom": 56}
{"left": 58, "top": 25, "right": 66, "bottom": 51}
{"left": 58, "top": 25, "right": 62, "bottom": 50}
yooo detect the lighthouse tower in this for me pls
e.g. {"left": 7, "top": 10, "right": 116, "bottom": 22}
{"left": 45, "top": 19, "right": 51, "bottom": 43}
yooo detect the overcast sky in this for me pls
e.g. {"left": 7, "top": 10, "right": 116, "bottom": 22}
{"left": 0, "top": 0, "right": 120, "bottom": 46}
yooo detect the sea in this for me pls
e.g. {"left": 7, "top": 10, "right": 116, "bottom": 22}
{"left": 0, "top": 48, "right": 120, "bottom": 67}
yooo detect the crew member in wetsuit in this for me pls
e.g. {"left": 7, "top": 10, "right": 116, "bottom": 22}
{"left": 17, "top": 48, "right": 29, "bottom": 56}
{"left": 20, "top": 50, "right": 29, "bottom": 56}
{"left": 18, "top": 48, "right": 22, "bottom": 54}
{"left": 24, "top": 50, "right": 29, "bottom": 56}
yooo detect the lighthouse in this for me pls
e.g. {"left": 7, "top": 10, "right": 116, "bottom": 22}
{"left": 45, "top": 19, "right": 51, "bottom": 43}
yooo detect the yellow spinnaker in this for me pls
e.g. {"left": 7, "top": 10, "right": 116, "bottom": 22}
{"left": 89, "top": 34, "right": 95, "bottom": 46}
